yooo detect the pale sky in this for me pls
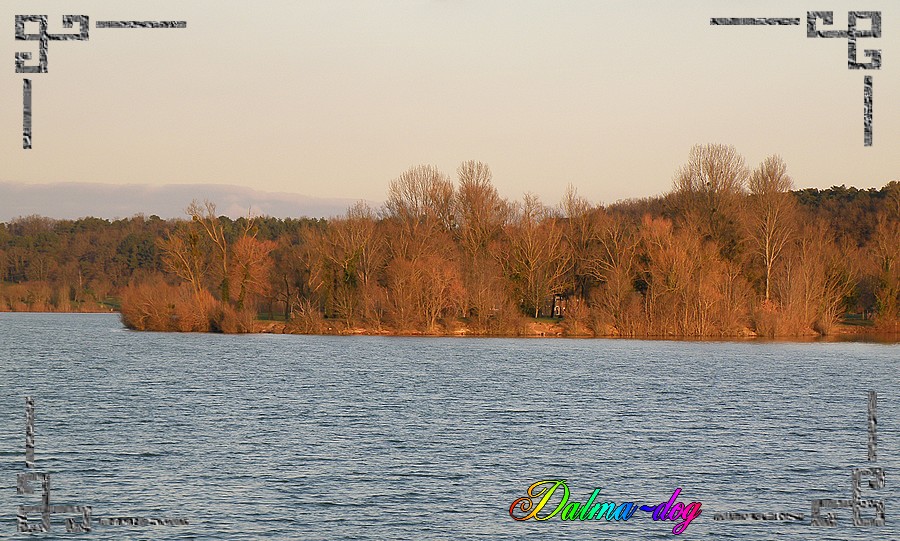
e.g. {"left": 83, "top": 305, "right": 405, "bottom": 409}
{"left": 2, "top": 0, "right": 898, "bottom": 216}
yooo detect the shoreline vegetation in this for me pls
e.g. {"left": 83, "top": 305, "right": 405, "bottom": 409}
{"left": 249, "top": 319, "right": 899, "bottom": 341}
{"left": 2, "top": 146, "right": 899, "bottom": 339}
{"left": 1, "top": 310, "right": 897, "bottom": 342}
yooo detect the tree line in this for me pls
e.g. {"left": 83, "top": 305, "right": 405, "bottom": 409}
{"left": 2, "top": 144, "right": 898, "bottom": 336}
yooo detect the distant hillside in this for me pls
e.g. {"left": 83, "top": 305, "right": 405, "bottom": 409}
{"left": 0, "top": 181, "right": 370, "bottom": 221}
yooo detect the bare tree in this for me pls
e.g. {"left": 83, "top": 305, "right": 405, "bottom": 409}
{"left": 779, "top": 219, "right": 855, "bottom": 335}
{"left": 187, "top": 200, "right": 231, "bottom": 304}
{"left": 747, "top": 155, "right": 797, "bottom": 303}
{"left": 871, "top": 214, "right": 900, "bottom": 324}
{"left": 584, "top": 210, "right": 638, "bottom": 332}
{"left": 270, "top": 238, "right": 307, "bottom": 321}
{"left": 560, "top": 185, "right": 598, "bottom": 300}
{"left": 454, "top": 161, "right": 514, "bottom": 326}
{"left": 502, "top": 194, "right": 572, "bottom": 318}
{"left": 455, "top": 160, "right": 510, "bottom": 261}
{"left": 158, "top": 228, "right": 208, "bottom": 303}
{"left": 337, "top": 202, "right": 382, "bottom": 289}
{"left": 639, "top": 216, "right": 699, "bottom": 335}
{"left": 384, "top": 256, "right": 462, "bottom": 332}
{"left": 384, "top": 165, "right": 455, "bottom": 261}
{"left": 230, "top": 235, "right": 275, "bottom": 310}
{"left": 307, "top": 202, "right": 383, "bottom": 326}
{"left": 673, "top": 143, "right": 749, "bottom": 258}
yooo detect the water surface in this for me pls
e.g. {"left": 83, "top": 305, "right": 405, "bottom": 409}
{"left": 0, "top": 313, "right": 897, "bottom": 540}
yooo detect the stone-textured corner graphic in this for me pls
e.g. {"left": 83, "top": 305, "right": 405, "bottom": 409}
{"left": 713, "top": 391, "right": 886, "bottom": 528}
{"left": 14, "top": 14, "right": 187, "bottom": 149}
{"left": 711, "top": 11, "right": 882, "bottom": 146}
{"left": 14, "top": 397, "right": 188, "bottom": 533}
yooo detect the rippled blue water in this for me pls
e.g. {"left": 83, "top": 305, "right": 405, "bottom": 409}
{"left": 0, "top": 313, "right": 897, "bottom": 540}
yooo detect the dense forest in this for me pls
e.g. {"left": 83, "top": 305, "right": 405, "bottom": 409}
{"left": 2, "top": 144, "right": 898, "bottom": 337}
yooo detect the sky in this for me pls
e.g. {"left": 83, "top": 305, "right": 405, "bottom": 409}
{"left": 2, "top": 1, "right": 899, "bottom": 219}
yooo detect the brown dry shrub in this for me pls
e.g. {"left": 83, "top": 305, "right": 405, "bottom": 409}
{"left": 752, "top": 299, "right": 816, "bottom": 337}
{"left": 752, "top": 300, "right": 780, "bottom": 338}
{"left": 209, "top": 302, "right": 256, "bottom": 333}
{"left": 174, "top": 291, "right": 217, "bottom": 332}
{"left": 589, "top": 288, "right": 644, "bottom": 337}
{"left": 285, "top": 299, "right": 326, "bottom": 334}
{"left": 471, "top": 297, "right": 527, "bottom": 336}
{"left": 120, "top": 279, "right": 214, "bottom": 332}
{"left": 561, "top": 297, "right": 592, "bottom": 336}
{"left": 3, "top": 282, "right": 54, "bottom": 311}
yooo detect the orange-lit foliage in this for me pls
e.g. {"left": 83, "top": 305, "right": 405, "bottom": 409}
{"left": 4, "top": 156, "right": 898, "bottom": 337}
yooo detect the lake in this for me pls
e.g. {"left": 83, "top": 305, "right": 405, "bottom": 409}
{"left": 0, "top": 313, "right": 897, "bottom": 540}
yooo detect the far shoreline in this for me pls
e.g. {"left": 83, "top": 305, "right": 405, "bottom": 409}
{"left": 3, "top": 310, "right": 898, "bottom": 343}
{"left": 250, "top": 320, "right": 900, "bottom": 344}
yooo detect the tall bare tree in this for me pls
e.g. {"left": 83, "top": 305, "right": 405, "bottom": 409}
{"left": 502, "top": 194, "right": 572, "bottom": 318}
{"left": 560, "top": 185, "right": 598, "bottom": 300}
{"left": 383, "top": 165, "right": 456, "bottom": 262}
{"left": 306, "top": 202, "right": 383, "bottom": 326}
{"left": 585, "top": 210, "right": 638, "bottom": 332}
{"left": 158, "top": 227, "right": 208, "bottom": 304}
{"left": 747, "top": 155, "right": 796, "bottom": 303}
{"left": 455, "top": 160, "right": 510, "bottom": 261}
{"left": 778, "top": 219, "right": 855, "bottom": 334}
{"left": 871, "top": 214, "right": 900, "bottom": 324}
{"left": 230, "top": 235, "right": 275, "bottom": 311}
{"left": 187, "top": 200, "right": 231, "bottom": 304}
{"left": 673, "top": 143, "right": 749, "bottom": 258}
